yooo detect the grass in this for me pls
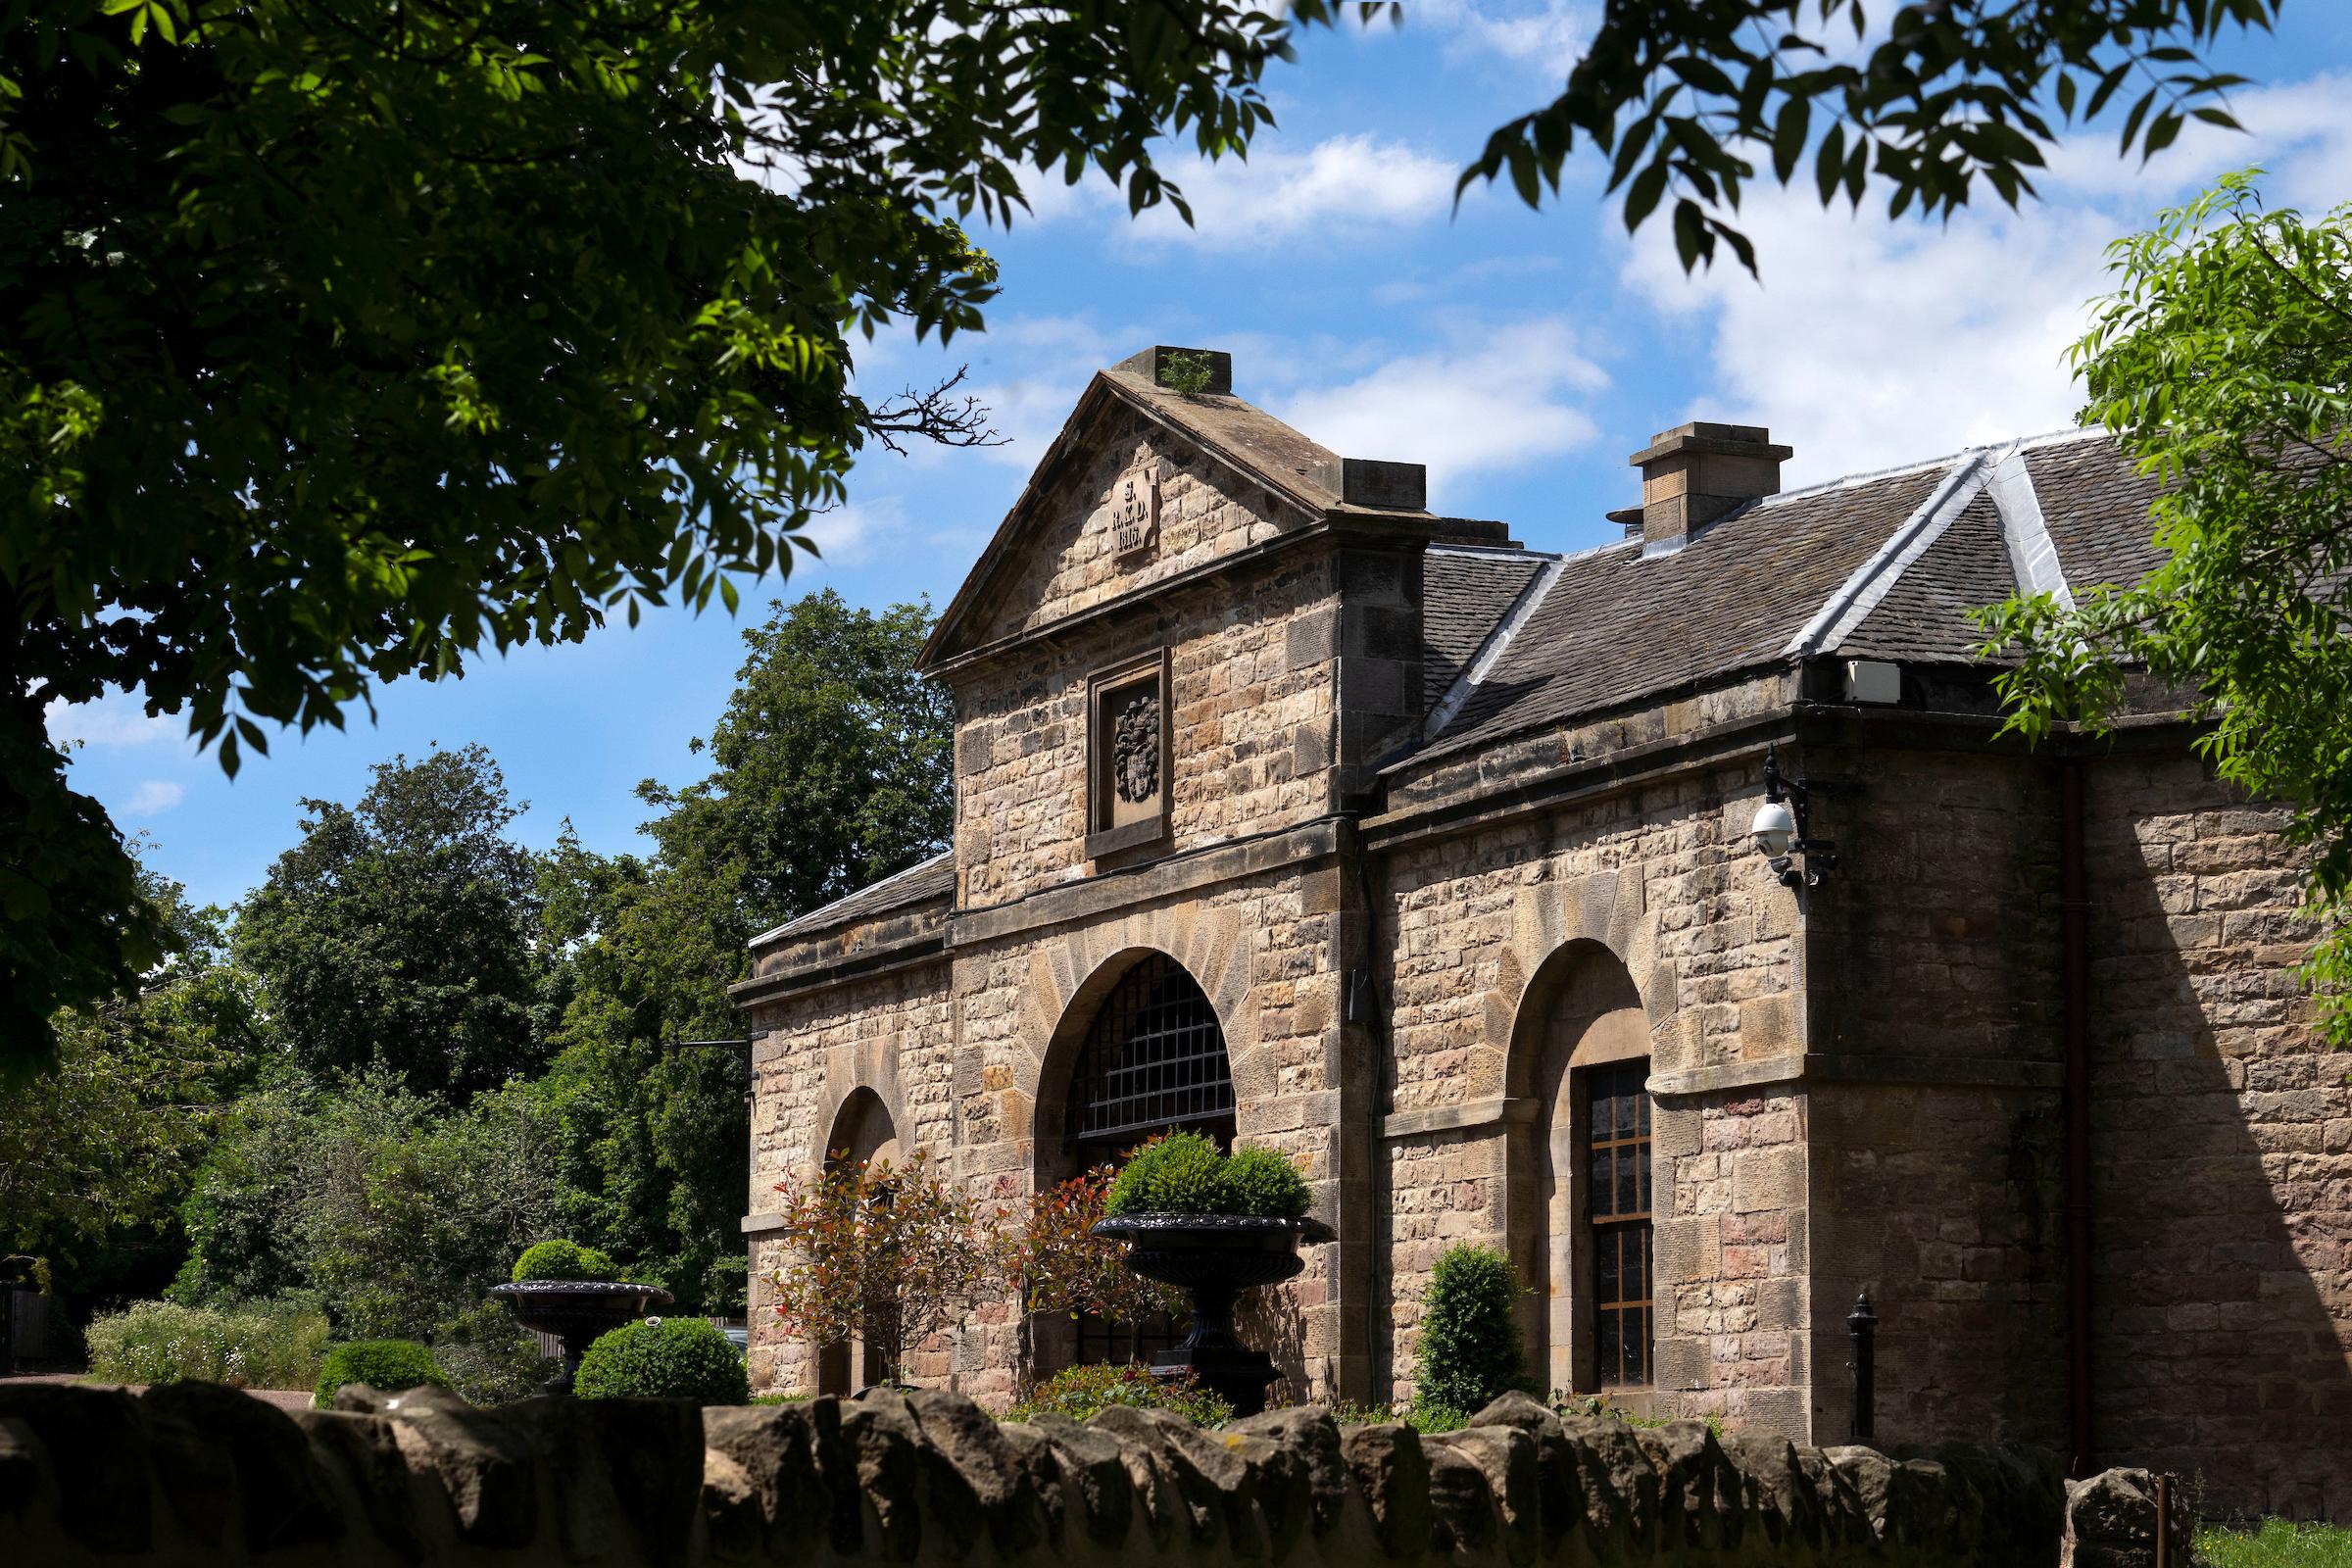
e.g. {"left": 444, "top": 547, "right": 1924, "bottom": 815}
{"left": 2200, "top": 1520, "right": 2352, "bottom": 1567}
{"left": 84, "top": 1298, "right": 330, "bottom": 1390}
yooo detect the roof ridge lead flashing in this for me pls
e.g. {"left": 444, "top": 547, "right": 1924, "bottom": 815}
{"left": 1985, "top": 445, "right": 2078, "bottom": 611}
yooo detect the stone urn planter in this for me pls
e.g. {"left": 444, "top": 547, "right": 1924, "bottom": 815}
{"left": 487, "top": 1280, "right": 672, "bottom": 1395}
{"left": 1091, "top": 1212, "right": 1335, "bottom": 1417}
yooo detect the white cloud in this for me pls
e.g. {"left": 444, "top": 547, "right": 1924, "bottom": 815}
{"left": 44, "top": 690, "right": 172, "bottom": 750}
{"left": 1272, "top": 318, "right": 1609, "bottom": 509}
{"left": 1405, "top": 0, "right": 1593, "bottom": 78}
{"left": 1120, "top": 135, "right": 1455, "bottom": 249}
{"left": 122, "top": 780, "right": 185, "bottom": 817}
{"left": 1615, "top": 73, "right": 2352, "bottom": 485}
{"left": 796, "top": 495, "right": 906, "bottom": 568}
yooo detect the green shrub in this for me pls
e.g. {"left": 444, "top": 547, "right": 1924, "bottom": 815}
{"left": 574, "top": 1318, "right": 749, "bottom": 1404}
{"left": 1105, "top": 1131, "right": 1228, "bottom": 1215}
{"left": 1004, "top": 1362, "right": 1233, "bottom": 1426}
{"left": 1412, "top": 1244, "right": 1527, "bottom": 1418}
{"left": 511, "top": 1239, "right": 620, "bottom": 1284}
{"left": 84, "top": 1298, "right": 330, "bottom": 1390}
{"left": 1222, "top": 1147, "right": 1311, "bottom": 1219}
{"left": 314, "top": 1340, "right": 449, "bottom": 1407}
{"left": 1103, "top": 1134, "right": 1311, "bottom": 1219}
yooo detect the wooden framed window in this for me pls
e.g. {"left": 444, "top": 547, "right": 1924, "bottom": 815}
{"left": 1085, "top": 651, "right": 1171, "bottom": 860}
{"left": 1586, "top": 1058, "right": 1653, "bottom": 1388}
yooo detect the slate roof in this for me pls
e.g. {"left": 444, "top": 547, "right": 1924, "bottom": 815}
{"left": 1425, "top": 465, "right": 1948, "bottom": 756}
{"left": 1421, "top": 546, "right": 1547, "bottom": 708}
{"left": 2027, "top": 435, "right": 2167, "bottom": 591}
{"left": 1414, "top": 428, "right": 2159, "bottom": 763}
{"left": 1838, "top": 491, "right": 2018, "bottom": 662}
{"left": 750, "top": 852, "right": 955, "bottom": 947}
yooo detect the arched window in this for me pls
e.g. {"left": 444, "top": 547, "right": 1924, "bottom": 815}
{"left": 1060, "top": 954, "right": 1234, "bottom": 1364}
{"left": 1516, "top": 942, "right": 1655, "bottom": 1395}
{"left": 816, "top": 1089, "right": 899, "bottom": 1395}
{"left": 1066, "top": 953, "right": 1235, "bottom": 1158}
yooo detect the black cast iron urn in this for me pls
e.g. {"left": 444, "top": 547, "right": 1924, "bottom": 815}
{"left": 1090, "top": 1212, "right": 1335, "bottom": 1417}
{"left": 487, "top": 1280, "right": 673, "bottom": 1395}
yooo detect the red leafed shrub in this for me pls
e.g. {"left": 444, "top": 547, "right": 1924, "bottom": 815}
{"left": 768, "top": 1150, "right": 988, "bottom": 1387}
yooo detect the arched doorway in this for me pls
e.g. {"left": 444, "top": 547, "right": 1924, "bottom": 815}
{"left": 815, "top": 1087, "right": 900, "bottom": 1395}
{"left": 1515, "top": 941, "right": 1654, "bottom": 1396}
{"left": 1041, "top": 951, "right": 1234, "bottom": 1367}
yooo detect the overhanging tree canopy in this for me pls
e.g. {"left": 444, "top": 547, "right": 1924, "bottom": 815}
{"left": 0, "top": 0, "right": 1347, "bottom": 1073}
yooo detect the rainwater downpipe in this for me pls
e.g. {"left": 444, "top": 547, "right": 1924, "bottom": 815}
{"left": 2060, "top": 758, "right": 2094, "bottom": 1479}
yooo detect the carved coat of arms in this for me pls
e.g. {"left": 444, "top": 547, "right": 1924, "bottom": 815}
{"left": 1112, "top": 691, "right": 1161, "bottom": 804}
{"left": 1109, "top": 461, "right": 1160, "bottom": 559}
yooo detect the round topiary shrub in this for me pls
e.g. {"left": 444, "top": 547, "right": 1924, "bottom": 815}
{"left": 1004, "top": 1362, "right": 1232, "bottom": 1426}
{"left": 314, "top": 1340, "right": 450, "bottom": 1408}
{"left": 511, "top": 1239, "right": 621, "bottom": 1284}
{"left": 1222, "top": 1146, "right": 1311, "bottom": 1219}
{"left": 1104, "top": 1130, "right": 1229, "bottom": 1215}
{"left": 573, "top": 1318, "right": 749, "bottom": 1404}
{"left": 1411, "top": 1243, "right": 1528, "bottom": 1419}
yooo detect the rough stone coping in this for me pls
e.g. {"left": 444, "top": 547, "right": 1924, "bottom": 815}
{"left": 0, "top": 1379, "right": 2156, "bottom": 1566}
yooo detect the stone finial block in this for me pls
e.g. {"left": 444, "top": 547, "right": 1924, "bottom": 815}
{"left": 1311, "top": 458, "right": 1428, "bottom": 512}
{"left": 1117, "top": 345, "right": 1234, "bottom": 396}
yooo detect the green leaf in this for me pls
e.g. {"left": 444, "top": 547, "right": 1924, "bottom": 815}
{"left": 1772, "top": 95, "right": 1809, "bottom": 182}
{"left": 1624, "top": 160, "right": 1669, "bottom": 232}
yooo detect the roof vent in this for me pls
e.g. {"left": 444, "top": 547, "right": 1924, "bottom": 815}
{"left": 1609, "top": 421, "right": 1792, "bottom": 555}
{"left": 1116, "top": 345, "right": 1233, "bottom": 397}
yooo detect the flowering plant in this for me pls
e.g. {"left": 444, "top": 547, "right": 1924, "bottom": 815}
{"left": 769, "top": 1150, "right": 988, "bottom": 1388}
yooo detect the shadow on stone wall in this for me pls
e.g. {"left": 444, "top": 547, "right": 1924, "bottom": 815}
{"left": 2083, "top": 767, "right": 2352, "bottom": 1521}
{"left": 0, "top": 1380, "right": 2128, "bottom": 1567}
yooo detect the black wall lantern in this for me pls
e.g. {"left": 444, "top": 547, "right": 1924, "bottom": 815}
{"left": 1750, "top": 743, "right": 1838, "bottom": 887}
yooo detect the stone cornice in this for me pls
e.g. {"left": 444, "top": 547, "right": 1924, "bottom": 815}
{"left": 948, "top": 816, "right": 1346, "bottom": 947}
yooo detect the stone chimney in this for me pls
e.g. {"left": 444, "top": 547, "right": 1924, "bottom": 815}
{"left": 1609, "top": 421, "right": 1792, "bottom": 553}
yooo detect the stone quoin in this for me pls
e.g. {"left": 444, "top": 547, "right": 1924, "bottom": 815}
{"left": 734, "top": 346, "right": 2351, "bottom": 1519}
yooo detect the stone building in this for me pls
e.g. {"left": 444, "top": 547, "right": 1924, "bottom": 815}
{"left": 734, "top": 346, "right": 2350, "bottom": 1517}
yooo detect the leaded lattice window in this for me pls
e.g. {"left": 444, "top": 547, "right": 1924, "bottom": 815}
{"left": 1587, "top": 1059, "right": 1654, "bottom": 1388}
{"left": 1066, "top": 955, "right": 1235, "bottom": 1150}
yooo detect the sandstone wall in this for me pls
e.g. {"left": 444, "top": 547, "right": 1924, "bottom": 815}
{"left": 943, "top": 851, "right": 1362, "bottom": 1407}
{"left": 0, "top": 1382, "right": 2110, "bottom": 1568}
{"left": 1801, "top": 742, "right": 2068, "bottom": 1456}
{"left": 746, "top": 959, "right": 956, "bottom": 1395}
{"left": 948, "top": 437, "right": 1341, "bottom": 913}
{"left": 963, "top": 401, "right": 1315, "bottom": 654}
{"left": 2080, "top": 752, "right": 2352, "bottom": 1519}
{"left": 1374, "top": 749, "right": 1810, "bottom": 1435}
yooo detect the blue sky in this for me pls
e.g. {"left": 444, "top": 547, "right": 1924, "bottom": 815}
{"left": 49, "top": 3, "right": 2352, "bottom": 912}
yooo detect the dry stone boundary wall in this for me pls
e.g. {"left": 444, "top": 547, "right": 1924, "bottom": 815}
{"left": 0, "top": 1382, "right": 2166, "bottom": 1566}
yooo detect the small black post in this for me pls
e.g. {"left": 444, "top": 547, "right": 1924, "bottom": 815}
{"left": 1848, "top": 1289, "right": 1878, "bottom": 1446}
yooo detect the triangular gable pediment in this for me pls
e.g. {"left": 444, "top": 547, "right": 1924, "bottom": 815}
{"left": 917, "top": 365, "right": 1364, "bottom": 671}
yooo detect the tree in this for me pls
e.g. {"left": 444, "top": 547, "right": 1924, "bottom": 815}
{"left": 0, "top": 867, "right": 260, "bottom": 1294}
{"left": 235, "top": 746, "right": 558, "bottom": 1100}
{"left": 0, "top": 0, "right": 1352, "bottom": 1073}
{"left": 769, "top": 1152, "right": 991, "bottom": 1389}
{"left": 1458, "top": 1, "right": 2283, "bottom": 273}
{"left": 1979, "top": 170, "right": 2352, "bottom": 1039}
{"left": 524, "top": 592, "right": 952, "bottom": 1311}
{"left": 642, "top": 590, "right": 954, "bottom": 945}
